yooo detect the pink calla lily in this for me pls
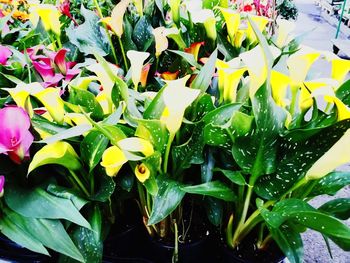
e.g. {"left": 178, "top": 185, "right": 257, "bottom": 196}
{"left": 0, "top": 175, "right": 4, "bottom": 197}
{"left": 0, "top": 106, "right": 34, "bottom": 164}
{"left": 0, "top": 45, "right": 12, "bottom": 66}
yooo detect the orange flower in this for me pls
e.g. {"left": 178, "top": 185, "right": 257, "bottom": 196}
{"left": 160, "top": 71, "right": 179, "bottom": 81}
{"left": 12, "top": 10, "right": 29, "bottom": 21}
{"left": 184, "top": 42, "right": 204, "bottom": 61}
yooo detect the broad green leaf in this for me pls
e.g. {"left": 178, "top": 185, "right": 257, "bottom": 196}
{"left": 0, "top": 215, "right": 49, "bottom": 256}
{"left": 142, "top": 152, "right": 161, "bottom": 196}
{"left": 143, "top": 85, "right": 166, "bottom": 119}
{"left": 269, "top": 222, "right": 303, "bottom": 263}
{"left": 3, "top": 208, "right": 84, "bottom": 262}
{"left": 80, "top": 131, "right": 109, "bottom": 171}
{"left": 135, "top": 119, "right": 169, "bottom": 154}
{"left": 132, "top": 16, "right": 154, "bottom": 51}
{"left": 31, "top": 114, "right": 69, "bottom": 136}
{"left": 148, "top": 177, "right": 185, "bottom": 225}
{"left": 255, "top": 119, "right": 350, "bottom": 199}
{"left": 168, "top": 50, "right": 199, "bottom": 67}
{"left": 318, "top": 198, "right": 350, "bottom": 220}
{"left": 310, "top": 171, "right": 350, "bottom": 196}
{"left": 121, "top": 16, "right": 138, "bottom": 52}
{"left": 90, "top": 173, "right": 116, "bottom": 202}
{"left": 69, "top": 87, "right": 104, "bottom": 120}
{"left": 28, "top": 141, "right": 82, "bottom": 175}
{"left": 191, "top": 49, "right": 217, "bottom": 92}
{"left": 181, "top": 181, "right": 236, "bottom": 201}
{"left": 336, "top": 78, "right": 350, "bottom": 105}
{"left": 204, "top": 197, "right": 223, "bottom": 226}
{"left": 47, "top": 184, "right": 88, "bottom": 211}
{"left": 201, "top": 149, "right": 215, "bottom": 183}
{"left": 5, "top": 185, "right": 91, "bottom": 229}
{"left": 66, "top": 5, "right": 110, "bottom": 56}
{"left": 40, "top": 124, "right": 92, "bottom": 144}
{"left": 213, "top": 168, "right": 246, "bottom": 185}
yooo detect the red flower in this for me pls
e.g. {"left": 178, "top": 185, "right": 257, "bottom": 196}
{"left": 243, "top": 4, "right": 253, "bottom": 12}
{"left": 58, "top": 0, "right": 78, "bottom": 26}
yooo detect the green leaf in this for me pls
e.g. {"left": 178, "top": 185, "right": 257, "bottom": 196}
{"left": 213, "top": 168, "right": 246, "bottom": 185}
{"left": 121, "top": 16, "right": 138, "bottom": 52}
{"left": 0, "top": 214, "right": 49, "bottom": 256}
{"left": 256, "top": 119, "right": 350, "bottom": 199}
{"left": 132, "top": 16, "right": 154, "bottom": 51}
{"left": 3, "top": 208, "right": 84, "bottom": 262}
{"left": 5, "top": 185, "right": 91, "bottom": 229}
{"left": 40, "top": 124, "right": 92, "bottom": 144}
{"left": 66, "top": 5, "right": 110, "bottom": 56}
{"left": 91, "top": 173, "right": 116, "bottom": 202}
{"left": 310, "top": 171, "right": 350, "bottom": 197}
{"left": 142, "top": 152, "right": 161, "bottom": 196}
{"left": 31, "top": 114, "right": 68, "bottom": 136}
{"left": 191, "top": 49, "right": 217, "bottom": 92}
{"left": 269, "top": 222, "right": 303, "bottom": 263}
{"left": 204, "top": 197, "right": 223, "bottom": 226}
{"left": 80, "top": 131, "right": 109, "bottom": 172}
{"left": 318, "top": 198, "right": 350, "bottom": 220}
{"left": 335, "top": 78, "right": 350, "bottom": 105}
{"left": 69, "top": 87, "right": 104, "bottom": 120}
{"left": 148, "top": 177, "right": 185, "bottom": 225}
{"left": 201, "top": 149, "right": 215, "bottom": 183}
{"left": 143, "top": 85, "right": 166, "bottom": 119}
{"left": 47, "top": 184, "right": 88, "bottom": 211}
{"left": 168, "top": 50, "right": 199, "bottom": 67}
{"left": 181, "top": 181, "right": 236, "bottom": 201}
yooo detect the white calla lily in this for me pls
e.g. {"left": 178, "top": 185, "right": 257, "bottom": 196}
{"left": 127, "top": 50, "right": 150, "bottom": 89}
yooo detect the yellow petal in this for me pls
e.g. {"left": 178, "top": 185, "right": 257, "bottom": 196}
{"left": 134, "top": 163, "right": 150, "bottom": 183}
{"left": 118, "top": 137, "right": 154, "bottom": 157}
{"left": 271, "top": 70, "right": 291, "bottom": 108}
{"left": 100, "top": 146, "right": 128, "bottom": 177}
{"left": 64, "top": 113, "right": 92, "bottom": 127}
{"left": 153, "top": 27, "right": 169, "bottom": 57}
{"left": 191, "top": 9, "right": 217, "bottom": 41}
{"left": 126, "top": 50, "right": 150, "bottom": 88}
{"left": 324, "top": 95, "right": 350, "bottom": 121}
{"left": 306, "top": 129, "right": 350, "bottom": 180}
{"left": 96, "top": 91, "right": 113, "bottom": 115}
{"left": 218, "top": 8, "right": 240, "bottom": 44}
{"left": 223, "top": 67, "right": 246, "bottom": 103}
{"left": 246, "top": 15, "right": 269, "bottom": 44}
{"left": 240, "top": 45, "right": 267, "bottom": 98}
{"left": 108, "top": 0, "right": 130, "bottom": 37}
{"left": 70, "top": 76, "right": 98, "bottom": 90}
{"left": 28, "top": 141, "right": 81, "bottom": 174}
{"left": 34, "top": 88, "right": 65, "bottom": 124}
{"left": 331, "top": 59, "right": 350, "bottom": 84}
{"left": 29, "top": 4, "right": 61, "bottom": 36}
{"left": 234, "top": 30, "right": 246, "bottom": 48}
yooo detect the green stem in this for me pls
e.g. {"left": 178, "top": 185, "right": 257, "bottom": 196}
{"left": 118, "top": 36, "right": 129, "bottom": 71}
{"left": 137, "top": 181, "right": 147, "bottom": 216}
{"left": 69, "top": 170, "right": 90, "bottom": 197}
{"left": 92, "top": 0, "right": 118, "bottom": 64}
{"left": 56, "top": 35, "right": 62, "bottom": 49}
{"left": 90, "top": 172, "right": 95, "bottom": 196}
{"left": 155, "top": 56, "right": 159, "bottom": 73}
{"left": 173, "top": 219, "right": 179, "bottom": 263}
{"left": 163, "top": 132, "right": 175, "bottom": 174}
{"left": 48, "top": 33, "right": 58, "bottom": 50}
{"left": 260, "top": 234, "right": 272, "bottom": 250}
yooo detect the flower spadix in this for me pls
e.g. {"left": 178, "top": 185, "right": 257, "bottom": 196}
{"left": 161, "top": 75, "right": 200, "bottom": 134}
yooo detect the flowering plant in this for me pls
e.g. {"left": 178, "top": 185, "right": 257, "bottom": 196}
{"left": 0, "top": 1, "right": 349, "bottom": 263}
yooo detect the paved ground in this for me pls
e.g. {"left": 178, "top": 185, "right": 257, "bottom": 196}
{"left": 292, "top": 1, "right": 350, "bottom": 262}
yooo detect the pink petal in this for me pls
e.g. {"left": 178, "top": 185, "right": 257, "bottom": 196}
{"left": 0, "top": 175, "right": 4, "bottom": 193}
{"left": 0, "top": 45, "right": 12, "bottom": 65}
{"left": 33, "top": 61, "right": 54, "bottom": 81}
{"left": 43, "top": 73, "right": 64, "bottom": 87}
{"left": 65, "top": 68, "right": 80, "bottom": 82}
{"left": 54, "top": 49, "right": 68, "bottom": 74}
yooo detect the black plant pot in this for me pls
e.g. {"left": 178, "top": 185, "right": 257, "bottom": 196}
{"left": 0, "top": 234, "right": 52, "bottom": 263}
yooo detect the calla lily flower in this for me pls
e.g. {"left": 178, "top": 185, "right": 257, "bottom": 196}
{"left": 190, "top": 9, "right": 217, "bottom": 41}
{"left": 0, "top": 175, "right": 4, "bottom": 197}
{"left": 127, "top": 50, "right": 150, "bottom": 89}
{"left": 331, "top": 59, "right": 350, "bottom": 84}
{"left": 134, "top": 163, "right": 150, "bottom": 183}
{"left": 324, "top": 95, "right": 350, "bottom": 121}
{"left": 101, "top": 0, "right": 130, "bottom": 38}
{"left": 0, "top": 45, "right": 12, "bottom": 65}
{"left": 140, "top": 63, "right": 151, "bottom": 87}
{"left": 29, "top": 4, "right": 61, "bottom": 36}
{"left": 161, "top": 76, "right": 200, "bottom": 134}
{"left": 234, "top": 30, "right": 246, "bottom": 48}
{"left": 28, "top": 141, "right": 82, "bottom": 174}
{"left": 34, "top": 88, "right": 65, "bottom": 124}
{"left": 185, "top": 42, "right": 204, "bottom": 61}
{"left": 100, "top": 146, "right": 128, "bottom": 177}
{"left": 246, "top": 15, "right": 269, "bottom": 44}
{"left": 240, "top": 45, "right": 267, "bottom": 98}
{"left": 96, "top": 92, "right": 113, "bottom": 115}
{"left": 218, "top": 8, "right": 240, "bottom": 45}
{"left": 270, "top": 70, "right": 291, "bottom": 108}
{"left": 275, "top": 19, "right": 295, "bottom": 48}
{"left": 168, "top": 0, "right": 181, "bottom": 25}
{"left": 118, "top": 137, "right": 154, "bottom": 157}
{"left": 0, "top": 106, "right": 34, "bottom": 164}
{"left": 153, "top": 27, "right": 170, "bottom": 58}
{"left": 160, "top": 71, "right": 179, "bottom": 81}
{"left": 306, "top": 129, "right": 350, "bottom": 181}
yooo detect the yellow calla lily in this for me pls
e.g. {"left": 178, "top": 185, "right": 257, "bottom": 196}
{"left": 234, "top": 30, "right": 246, "bottom": 48}
{"left": 222, "top": 67, "right": 246, "bottom": 103}
{"left": 70, "top": 76, "right": 98, "bottom": 90}
{"left": 133, "top": 0, "right": 143, "bottom": 16}
{"left": 271, "top": 70, "right": 291, "bottom": 108}
{"left": 101, "top": 0, "right": 130, "bottom": 38}
{"left": 169, "top": 0, "right": 181, "bottom": 25}
{"left": 134, "top": 163, "right": 150, "bottom": 183}
{"left": 305, "top": 129, "right": 350, "bottom": 181}
{"left": 29, "top": 4, "right": 61, "bottom": 36}
{"left": 246, "top": 15, "right": 269, "bottom": 44}
{"left": 324, "top": 95, "right": 350, "bottom": 121}
{"left": 126, "top": 50, "right": 150, "bottom": 89}
{"left": 117, "top": 137, "right": 154, "bottom": 157}
{"left": 100, "top": 145, "right": 128, "bottom": 177}
{"left": 190, "top": 9, "right": 217, "bottom": 41}
{"left": 28, "top": 141, "right": 81, "bottom": 175}
{"left": 331, "top": 58, "right": 350, "bottom": 84}
{"left": 240, "top": 45, "right": 267, "bottom": 98}
{"left": 163, "top": 27, "right": 186, "bottom": 50}
{"left": 275, "top": 19, "right": 295, "bottom": 48}
{"left": 218, "top": 8, "right": 240, "bottom": 44}
{"left": 96, "top": 91, "right": 113, "bottom": 115}
{"left": 34, "top": 88, "right": 65, "bottom": 124}
{"left": 161, "top": 76, "right": 200, "bottom": 134}
{"left": 64, "top": 113, "right": 93, "bottom": 127}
